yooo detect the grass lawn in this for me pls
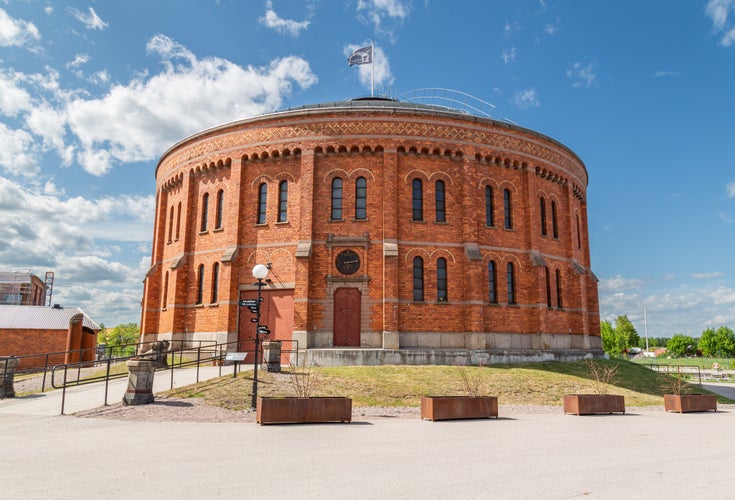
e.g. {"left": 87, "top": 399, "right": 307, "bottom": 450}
{"left": 163, "top": 359, "right": 735, "bottom": 412}
{"left": 631, "top": 357, "right": 735, "bottom": 370}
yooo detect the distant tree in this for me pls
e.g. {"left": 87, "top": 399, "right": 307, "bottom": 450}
{"left": 600, "top": 316, "right": 640, "bottom": 356}
{"left": 667, "top": 334, "right": 697, "bottom": 357}
{"left": 615, "top": 315, "right": 641, "bottom": 350}
{"left": 600, "top": 320, "right": 620, "bottom": 355}
{"left": 98, "top": 323, "right": 140, "bottom": 357}
{"left": 699, "top": 326, "right": 735, "bottom": 358}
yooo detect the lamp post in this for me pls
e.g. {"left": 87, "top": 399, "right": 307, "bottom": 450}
{"left": 251, "top": 264, "right": 269, "bottom": 409}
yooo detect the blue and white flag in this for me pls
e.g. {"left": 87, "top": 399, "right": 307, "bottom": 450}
{"left": 348, "top": 45, "right": 373, "bottom": 66}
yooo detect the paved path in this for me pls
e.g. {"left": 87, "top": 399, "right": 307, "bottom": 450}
{"left": 0, "top": 364, "right": 232, "bottom": 416}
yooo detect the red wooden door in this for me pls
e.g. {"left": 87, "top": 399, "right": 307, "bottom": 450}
{"left": 238, "top": 289, "right": 294, "bottom": 364}
{"left": 333, "top": 287, "right": 361, "bottom": 347}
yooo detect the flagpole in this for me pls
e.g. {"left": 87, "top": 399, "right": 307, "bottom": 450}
{"left": 371, "top": 42, "right": 375, "bottom": 97}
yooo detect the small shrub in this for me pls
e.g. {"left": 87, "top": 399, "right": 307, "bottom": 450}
{"left": 585, "top": 360, "right": 619, "bottom": 395}
{"left": 288, "top": 360, "right": 320, "bottom": 398}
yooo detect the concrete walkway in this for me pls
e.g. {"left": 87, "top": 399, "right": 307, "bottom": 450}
{"left": 0, "top": 364, "right": 232, "bottom": 416}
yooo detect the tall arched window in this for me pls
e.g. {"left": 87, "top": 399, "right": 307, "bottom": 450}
{"left": 215, "top": 190, "right": 224, "bottom": 229}
{"left": 506, "top": 262, "right": 516, "bottom": 304}
{"left": 278, "top": 181, "right": 288, "bottom": 222}
{"left": 551, "top": 200, "right": 559, "bottom": 239}
{"left": 576, "top": 212, "right": 582, "bottom": 249}
{"left": 331, "top": 177, "right": 343, "bottom": 220}
{"left": 167, "top": 205, "right": 174, "bottom": 243}
{"left": 503, "top": 189, "right": 513, "bottom": 229}
{"left": 437, "top": 257, "right": 448, "bottom": 302}
{"left": 196, "top": 264, "right": 205, "bottom": 305}
{"left": 162, "top": 271, "right": 169, "bottom": 309}
{"left": 412, "top": 178, "right": 423, "bottom": 221}
{"left": 355, "top": 177, "right": 367, "bottom": 220}
{"left": 488, "top": 261, "right": 497, "bottom": 303}
{"left": 540, "top": 197, "right": 547, "bottom": 236}
{"left": 200, "top": 193, "right": 209, "bottom": 232}
{"left": 175, "top": 202, "right": 181, "bottom": 240}
{"left": 257, "top": 183, "right": 267, "bottom": 224}
{"left": 545, "top": 267, "right": 552, "bottom": 308}
{"left": 211, "top": 262, "right": 219, "bottom": 303}
{"left": 413, "top": 256, "right": 424, "bottom": 301}
{"left": 435, "top": 180, "right": 446, "bottom": 222}
{"left": 485, "top": 186, "right": 494, "bottom": 227}
{"left": 555, "top": 269, "right": 563, "bottom": 308}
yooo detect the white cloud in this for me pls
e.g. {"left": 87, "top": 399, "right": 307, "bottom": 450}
{"left": 345, "top": 43, "right": 392, "bottom": 92}
{"left": 727, "top": 181, "right": 735, "bottom": 197}
{"left": 691, "top": 272, "right": 725, "bottom": 279}
{"left": 69, "top": 7, "right": 108, "bottom": 31}
{"left": 654, "top": 70, "right": 681, "bottom": 78}
{"left": 501, "top": 47, "right": 517, "bottom": 64}
{"left": 66, "top": 54, "right": 89, "bottom": 69}
{"left": 0, "top": 122, "right": 38, "bottom": 175}
{"left": 0, "top": 8, "right": 40, "bottom": 48}
{"left": 566, "top": 61, "right": 597, "bottom": 88}
{"left": 544, "top": 23, "right": 558, "bottom": 35}
{"left": 356, "top": 0, "right": 410, "bottom": 37}
{"left": 0, "top": 69, "right": 33, "bottom": 116}
{"left": 260, "top": 1, "right": 310, "bottom": 37}
{"left": 511, "top": 88, "right": 540, "bottom": 109}
{"left": 705, "top": 0, "right": 735, "bottom": 46}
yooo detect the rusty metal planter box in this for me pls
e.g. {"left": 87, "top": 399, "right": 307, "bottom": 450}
{"left": 664, "top": 394, "right": 717, "bottom": 413}
{"left": 420, "top": 396, "right": 499, "bottom": 421}
{"left": 256, "top": 397, "right": 352, "bottom": 425}
{"left": 563, "top": 394, "right": 625, "bottom": 415}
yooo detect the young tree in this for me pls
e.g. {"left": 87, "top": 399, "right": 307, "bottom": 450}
{"left": 667, "top": 334, "right": 697, "bottom": 357}
{"left": 99, "top": 323, "right": 140, "bottom": 357}
{"left": 699, "top": 326, "right": 735, "bottom": 358}
{"left": 615, "top": 315, "right": 641, "bottom": 350}
{"left": 601, "top": 320, "right": 619, "bottom": 355}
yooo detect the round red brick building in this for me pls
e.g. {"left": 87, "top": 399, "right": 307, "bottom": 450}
{"left": 141, "top": 97, "right": 601, "bottom": 365}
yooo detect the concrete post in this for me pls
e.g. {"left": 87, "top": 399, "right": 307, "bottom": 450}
{"left": 262, "top": 341, "right": 282, "bottom": 373}
{"left": 122, "top": 359, "right": 157, "bottom": 405}
{"left": 1, "top": 357, "right": 19, "bottom": 399}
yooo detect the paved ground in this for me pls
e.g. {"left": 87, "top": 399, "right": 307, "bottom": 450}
{"left": 2, "top": 373, "right": 735, "bottom": 499}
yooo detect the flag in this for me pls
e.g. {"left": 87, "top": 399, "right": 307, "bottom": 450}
{"left": 348, "top": 45, "right": 372, "bottom": 66}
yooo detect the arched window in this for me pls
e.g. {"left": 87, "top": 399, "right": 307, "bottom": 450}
{"left": 413, "top": 256, "right": 424, "bottom": 302}
{"left": 162, "top": 271, "right": 169, "bottom": 309}
{"left": 167, "top": 205, "right": 174, "bottom": 243}
{"left": 485, "top": 186, "right": 494, "bottom": 227}
{"left": 551, "top": 200, "right": 559, "bottom": 239}
{"left": 540, "top": 197, "right": 547, "bottom": 236}
{"left": 331, "top": 178, "right": 343, "bottom": 220}
{"left": 211, "top": 262, "right": 219, "bottom": 303}
{"left": 196, "top": 264, "right": 205, "bottom": 305}
{"left": 555, "top": 269, "right": 563, "bottom": 308}
{"left": 503, "top": 189, "right": 513, "bottom": 229}
{"left": 215, "top": 190, "right": 224, "bottom": 229}
{"left": 545, "top": 267, "right": 552, "bottom": 308}
{"left": 435, "top": 180, "right": 446, "bottom": 222}
{"left": 175, "top": 202, "right": 181, "bottom": 240}
{"left": 506, "top": 262, "right": 516, "bottom": 304}
{"left": 257, "top": 183, "right": 267, "bottom": 224}
{"left": 412, "top": 178, "right": 423, "bottom": 221}
{"left": 437, "top": 257, "right": 448, "bottom": 302}
{"left": 488, "top": 261, "right": 497, "bottom": 303}
{"left": 576, "top": 212, "right": 582, "bottom": 249}
{"left": 355, "top": 177, "right": 367, "bottom": 220}
{"left": 200, "top": 193, "right": 209, "bottom": 232}
{"left": 278, "top": 181, "right": 288, "bottom": 222}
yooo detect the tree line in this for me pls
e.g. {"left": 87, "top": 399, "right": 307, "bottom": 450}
{"left": 97, "top": 323, "right": 140, "bottom": 357}
{"left": 602, "top": 315, "right": 735, "bottom": 358}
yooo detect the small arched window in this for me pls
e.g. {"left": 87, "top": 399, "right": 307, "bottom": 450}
{"left": 412, "top": 178, "right": 423, "bottom": 221}
{"left": 488, "top": 261, "right": 497, "bottom": 304}
{"left": 200, "top": 193, "right": 209, "bottom": 232}
{"left": 257, "top": 183, "right": 267, "bottom": 224}
{"left": 278, "top": 181, "right": 288, "bottom": 222}
{"left": 551, "top": 200, "right": 559, "bottom": 239}
{"left": 331, "top": 178, "right": 343, "bottom": 220}
{"left": 540, "top": 197, "right": 547, "bottom": 236}
{"left": 576, "top": 212, "right": 582, "bottom": 249}
{"left": 556, "top": 269, "right": 563, "bottom": 308}
{"left": 215, "top": 190, "right": 224, "bottom": 229}
{"left": 167, "top": 205, "right": 174, "bottom": 243}
{"left": 211, "top": 262, "right": 219, "bottom": 304}
{"left": 175, "top": 202, "right": 182, "bottom": 240}
{"left": 162, "top": 271, "right": 169, "bottom": 309}
{"left": 437, "top": 257, "right": 448, "bottom": 302}
{"left": 503, "top": 189, "right": 513, "bottom": 230}
{"left": 545, "top": 267, "right": 552, "bottom": 308}
{"left": 196, "top": 264, "right": 205, "bottom": 305}
{"left": 413, "top": 256, "right": 424, "bottom": 302}
{"left": 355, "top": 177, "right": 367, "bottom": 220}
{"left": 485, "top": 186, "right": 494, "bottom": 227}
{"left": 435, "top": 180, "right": 446, "bottom": 222}
{"left": 506, "top": 262, "right": 516, "bottom": 304}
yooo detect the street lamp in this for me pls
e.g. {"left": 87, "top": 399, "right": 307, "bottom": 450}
{"left": 251, "top": 264, "right": 269, "bottom": 409}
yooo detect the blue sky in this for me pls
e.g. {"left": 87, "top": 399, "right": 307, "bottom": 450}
{"left": 1, "top": 1, "right": 734, "bottom": 339}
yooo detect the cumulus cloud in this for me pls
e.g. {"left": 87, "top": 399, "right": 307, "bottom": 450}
{"left": 511, "top": 88, "right": 540, "bottom": 109}
{"left": 706, "top": 0, "right": 735, "bottom": 46}
{"left": 0, "top": 122, "right": 39, "bottom": 175}
{"left": 567, "top": 61, "right": 597, "bottom": 88}
{"left": 260, "top": 1, "right": 310, "bottom": 37}
{"left": 356, "top": 0, "right": 410, "bottom": 38}
{"left": 68, "top": 7, "right": 108, "bottom": 31}
{"left": 345, "top": 43, "right": 392, "bottom": 91}
{"left": 0, "top": 8, "right": 41, "bottom": 48}
{"left": 0, "top": 69, "right": 33, "bottom": 116}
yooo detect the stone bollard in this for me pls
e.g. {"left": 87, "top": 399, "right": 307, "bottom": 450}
{"left": 1, "top": 356, "right": 19, "bottom": 399}
{"left": 262, "top": 341, "right": 282, "bottom": 373}
{"left": 122, "top": 359, "right": 157, "bottom": 405}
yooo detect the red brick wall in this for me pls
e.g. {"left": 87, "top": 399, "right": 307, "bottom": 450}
{"left": 0, "top": 329, "right": 68, "bottom": 369}
{"left": 141, "top": 104, "right": 600, "bottom": 349}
